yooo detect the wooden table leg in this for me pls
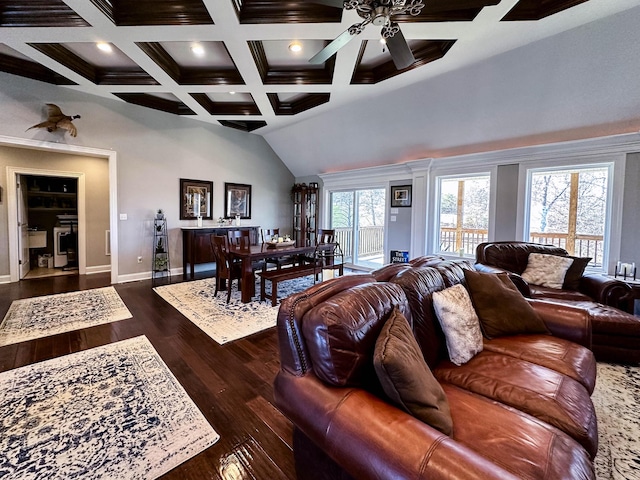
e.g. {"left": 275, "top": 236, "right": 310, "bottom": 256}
{"left": 240, "top": 257, "right": 255, "bottom": 303}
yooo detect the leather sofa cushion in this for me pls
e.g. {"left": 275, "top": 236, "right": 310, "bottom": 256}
{"left": 483, "top": 335, "right": 596, "bottom": 394}
{"left": 464, "top": 270, "right": 549, "bottom": 339}
{"left": 302, "top": 282, "right": 409, "bottom": 387}
{"left": 529, "top": 285, "right": 592, "bottom": 302}
{"left": 374, "top": 306, "right": 453, "bottom": 435}
{"left": 433, "top": 259, "right": 475, "bottom": 288}
{"left": 435, "top": 351, "right": 598, "bottom": 457}
{"left": 443, "top": 384, "right": 595, "bottom": 480}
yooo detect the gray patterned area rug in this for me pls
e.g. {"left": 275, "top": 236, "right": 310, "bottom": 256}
{"left": 593, "top": 363, "right": 640, "bottom": 480}
{"left": 0, "top": 287, "right": 132, "bottom": 347}
{"left": 0, "top": 335, "right": 218, "bottom": 479}
{"left": 153, "top": 276, "right": 315, "bottom": 344}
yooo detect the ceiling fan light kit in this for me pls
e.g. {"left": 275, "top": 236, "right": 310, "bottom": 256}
{"left": 310, "top": 0, "right": 425, "bottom": 70}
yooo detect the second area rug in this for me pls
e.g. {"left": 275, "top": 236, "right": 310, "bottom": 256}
{"left": 0, "top": 335, "right": 219, "bottom": 479}
{"left": 0, "top": 286, "right": 132, "bottom": 347}
{"left": 153, "top": 276, "right": 315, "bottom": 344}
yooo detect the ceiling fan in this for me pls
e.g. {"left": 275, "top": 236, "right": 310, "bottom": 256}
{"left": 309, "top": 0, "right": 426, "bottom": 70}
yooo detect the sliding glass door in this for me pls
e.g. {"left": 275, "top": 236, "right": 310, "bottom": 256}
{"left": 330, "top": 188, "right": 385, "bottom": 269}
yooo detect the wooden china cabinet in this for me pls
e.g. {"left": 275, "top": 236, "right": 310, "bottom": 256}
{"left": 292, "top": 183, "right": 318, "bottom": 247}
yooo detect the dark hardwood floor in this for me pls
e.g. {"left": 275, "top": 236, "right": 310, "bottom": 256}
{"left": 0, "top": 273, "right": 296, "bottom": 479}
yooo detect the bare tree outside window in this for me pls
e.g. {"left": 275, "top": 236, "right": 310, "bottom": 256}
{"left": 437, "top": 176, "right": 490, "bottom": 255}
{"left": 528, "top": 166, "right": 608, "bottom": 266}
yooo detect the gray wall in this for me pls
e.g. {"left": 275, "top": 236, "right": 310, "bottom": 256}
{"left": 0, "top": 147, "right": 110, "bottom": 274}
{"left": 493, "top": 164, "right": 520, "bottom": 241}
{"left": 0, "top": 72, "right": 294, "bottom": 280}
{"left": 387, "top": 180, "right": 412, "bottom": 261}
{"left": 621, "top": 153, "right": 640, "bottom": 264}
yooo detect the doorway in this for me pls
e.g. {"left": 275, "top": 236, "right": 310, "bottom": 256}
{"left": 329, "top": 188, "right": 386, "bottom": 269}
{"left": 19, "top": 174, "right": 79, "bottom": 279}
{"left": 3, "top": 135, "right": 119, "bottom": 284}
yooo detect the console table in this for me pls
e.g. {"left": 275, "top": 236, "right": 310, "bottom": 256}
{"left": 182, "top": 226, "right": 260, "bottom": 280}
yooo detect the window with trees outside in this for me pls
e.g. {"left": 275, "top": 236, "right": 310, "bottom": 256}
{"left": 526, "top": 165, "right": 609, "bottom": 267}
{"left": 437, "top": 175, "right": 490, "bottom": 256}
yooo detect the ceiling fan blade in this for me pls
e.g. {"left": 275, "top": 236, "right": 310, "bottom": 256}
{"left": 308, "top": 0, "right": 345, "bottom": 7}
{"left": 309, "top": 28, "right": 357, "bottom": 65}
{"left": 386, "top": 27, "right": 415, "bottom": 70}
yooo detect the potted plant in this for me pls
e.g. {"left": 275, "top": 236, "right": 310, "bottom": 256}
{"left": 156, "top": 209, "right": 164, "bottom": 220}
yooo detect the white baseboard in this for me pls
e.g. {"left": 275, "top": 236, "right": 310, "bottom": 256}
{"left": 86, "top": 265, "right": 111, "bottom": 275}
{"left": 0, "top": 274, "right": 11, "bottom": 284}
{"left": 117, "top": 267, "right": 183, "bottom": 284}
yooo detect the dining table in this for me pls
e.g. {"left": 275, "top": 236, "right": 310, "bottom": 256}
{"left": 228, "top": 243, "right": 317, "bottom": 303}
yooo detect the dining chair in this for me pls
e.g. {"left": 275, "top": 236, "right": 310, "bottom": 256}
{"left": 228, "top": 229, "right": 265, "bottom": 272}
{"left": 210, "top": 235, "right": 242, "bottom": 303}
{"left": 261, "top": 228, "right": 279, "bottom": 243}
{"left": 227, "top": 229, "right": 251, "bottom": 247}
{"left": 261, "top": 228, "right": 296, "bottom": 270}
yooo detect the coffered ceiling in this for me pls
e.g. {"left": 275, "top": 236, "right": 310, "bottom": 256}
{"left": 0, "top": 0, "right": 610, "bottom": 136}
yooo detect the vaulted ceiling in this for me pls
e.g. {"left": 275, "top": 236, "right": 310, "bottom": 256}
{"left": 1, "top": 0, "right": 639, "bottom": 176}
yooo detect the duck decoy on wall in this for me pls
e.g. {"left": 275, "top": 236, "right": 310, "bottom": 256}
{"left": 27, "top": 104, "right": 81, "bottom": 137}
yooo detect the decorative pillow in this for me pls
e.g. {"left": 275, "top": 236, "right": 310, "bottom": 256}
{"left": 563, "top": 256, "right": 592, "bottom": 290}
{"left": 464, "top": 270, "right": 549, "bottom": 339}
{"left": 521, "top": 253, "right": 574, "bottom": 289}
{"left": 432, "top": 284, "right": 483, "bottom": 366}
{"left": 374, "top": 306, "right": 453, "bottom": 435}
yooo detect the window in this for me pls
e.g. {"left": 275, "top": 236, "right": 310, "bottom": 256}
{"left": 330, "top": 189, "right": 386, "bottom": 269}
{"left": 525, "top": 165, "right": 609, "bottom": 267}
{"left": 436, "top": 175, "right": 490, "bottom": 256}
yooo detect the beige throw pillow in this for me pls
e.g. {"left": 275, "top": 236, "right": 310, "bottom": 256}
{"left": 521, "top": 253, "right": 574, "bottom": 289}
{"left": 432, "top": 284, "right": 483, "bottom": 366}
{"left": 374, "top": 306, "right": 453, "bottom": 435}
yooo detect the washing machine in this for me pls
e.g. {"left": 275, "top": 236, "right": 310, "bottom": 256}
{"left": 53, "top": 226, "right": 71, "bottom": 267}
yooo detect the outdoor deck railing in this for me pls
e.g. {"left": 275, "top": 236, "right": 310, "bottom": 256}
{"left": 334, "top": 226, "right": 384, "bottom": 259}
{"left": 439, "top": 227, "right": 489, "bottom": 256}
{"left": 529, "top": 232, "right": 604, "bottom": 267}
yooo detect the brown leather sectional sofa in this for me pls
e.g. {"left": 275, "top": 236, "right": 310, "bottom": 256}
{"left": 274, "top": 259, "right": 598, "bottom": 480}
{"left": 475, "top": 241, "right": 640, "bottom": 363}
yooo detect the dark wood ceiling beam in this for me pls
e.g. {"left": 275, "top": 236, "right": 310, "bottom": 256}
{"left": 30, "top": 43, "right": 158, "bottom": 86}
{"left": 0, "top": 53, "right": 76, "bottom": 85}
{"left": 267, "top": 93, "right": 330, "bottom": 115}
{"left": 0, "top": 1, "right": 90, "bottom": 27}
{"left": 108, "top": 0, "right": 213, "bottom": 26}
{"left": 113, "top": 93, "right": 196, "bottom": 115}
{"left": 138, "top": 42, "right": 244, "bottom": 86}
{"left": 351, "top": 39, "right": 455, "bottom": 85}
{"left": 237, "top": 1, "right": 341, "bottom": 24}
{"left": 249, "top": 41, "right": 335, "bottom": 85}
{"left": 219, "top": 120, "right": 267, "bottom": 132}
{"left": 191, "top": 94, "right": 261, "bottom": 115}
{"left": 502, "top": 0, "right": 590, "bottom": 21}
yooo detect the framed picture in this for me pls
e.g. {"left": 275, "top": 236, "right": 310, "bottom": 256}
{"left": 224, "top": 182, "right": 251, "bottom": 219}
{"left": 391, "top": 185, "right": 412, "bottom": 207}
{"left": 180, "top": 178, "right": 213, "bottom": 220}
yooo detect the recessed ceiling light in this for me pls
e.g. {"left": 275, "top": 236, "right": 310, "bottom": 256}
{"left": 288, "top": 42, "right": 302, "bottom": 53}
{"left": 229, "top": 91, "right": 236, "bottom": 95}
{"left": 190, "top": 44, "right": 205, "bottom": 57}
{"left": 96, "top": 42, "right": 112, "bottom": 53}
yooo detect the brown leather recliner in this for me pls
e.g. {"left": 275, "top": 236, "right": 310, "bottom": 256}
{"left": 475, "top": 241, "right": 631, "bottom": 308}
{"left": 475, "top": 241, "right": 640, "bottom": 363}
{"left": 274, "top": 267, "right": 597, "bottom": 480}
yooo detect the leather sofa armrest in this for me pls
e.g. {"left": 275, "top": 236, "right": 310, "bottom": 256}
{"left": 579, "top": 274, "right": 633, "bottom": 312}
{"left": 474, "top": 263, "right": 531, "bottom": 297}
{"left": 528, "top": 299, "right": 592, "bottom": 349}
{"left": 274, "top": 372, "right": 518, "bottom": 480}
